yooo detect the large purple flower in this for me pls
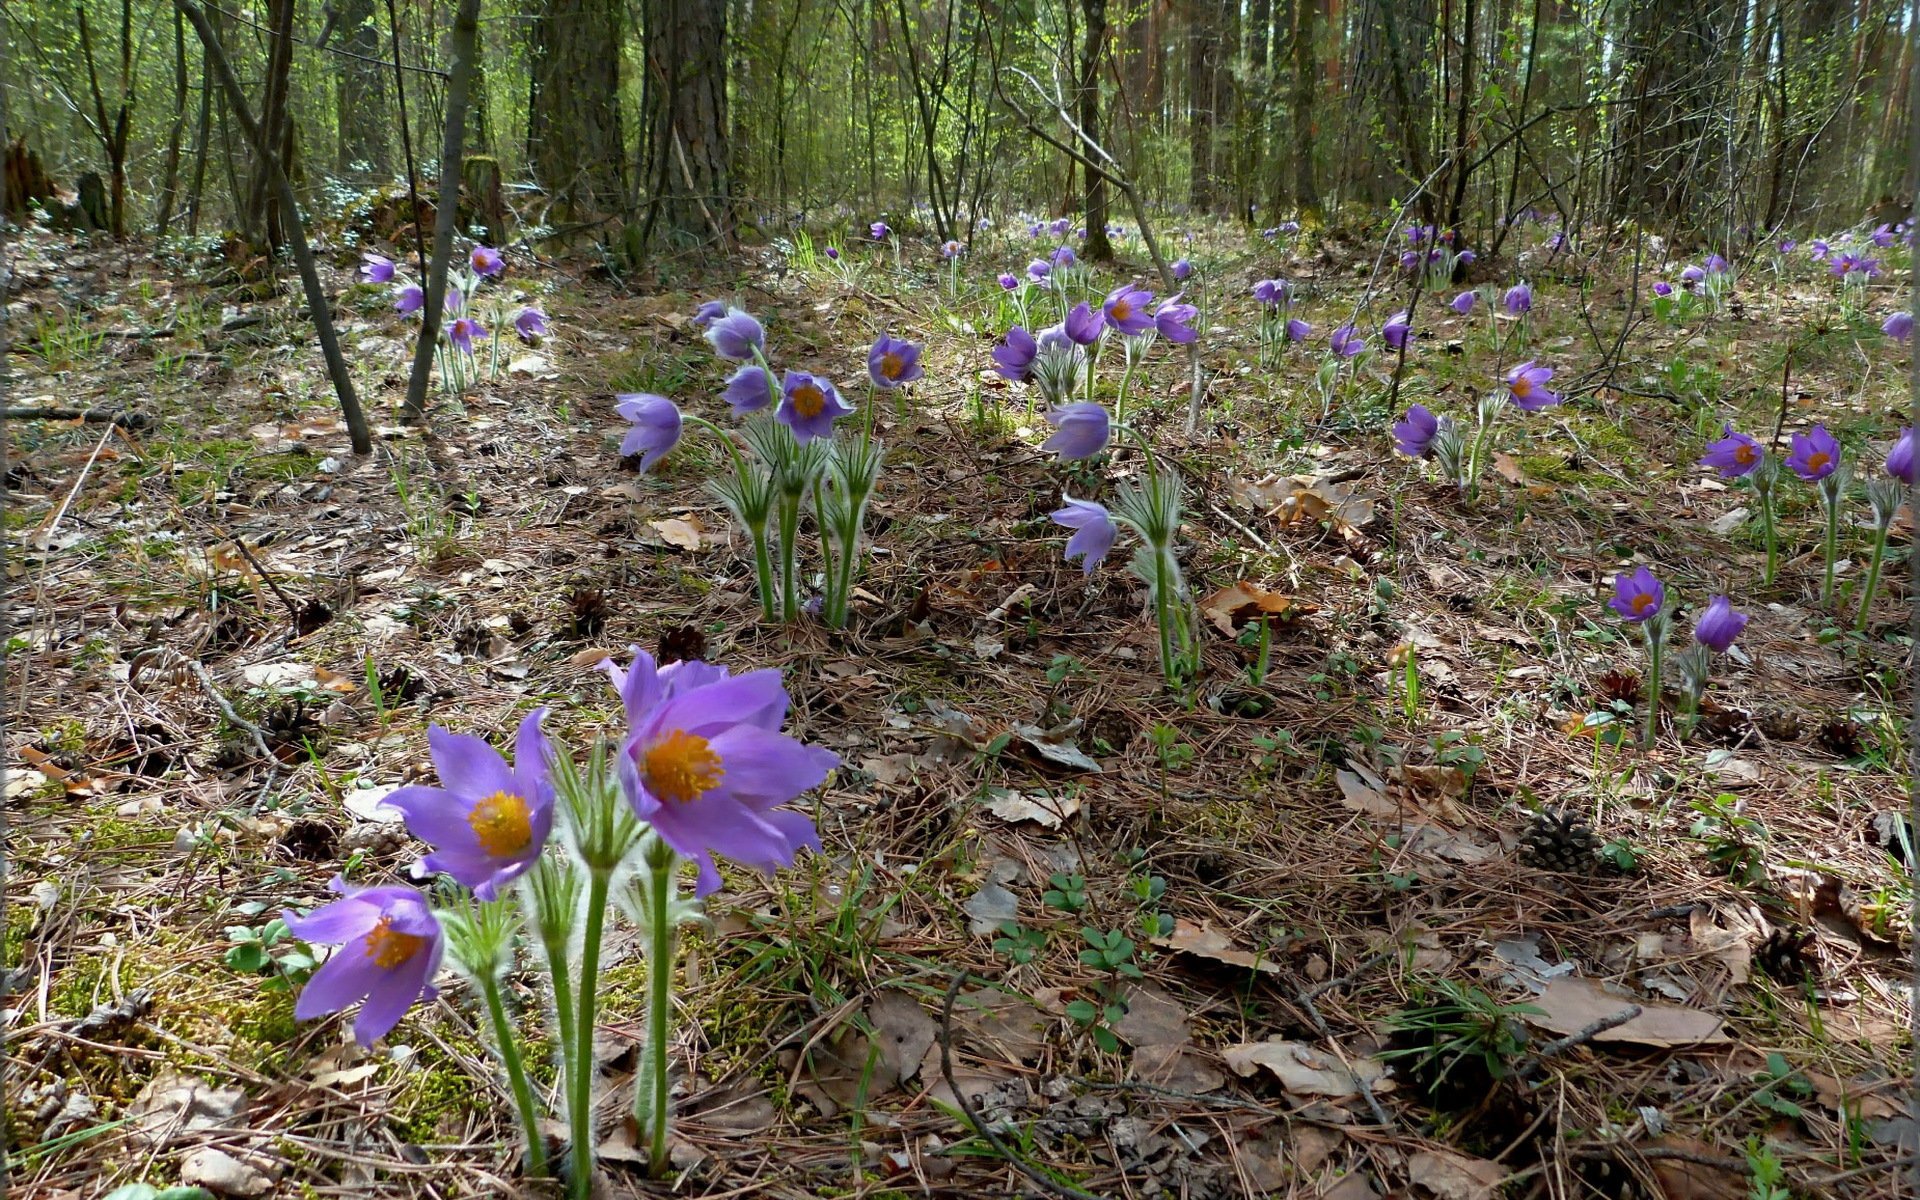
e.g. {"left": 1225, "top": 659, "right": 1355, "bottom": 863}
{"left": 1027, "top": 259, "right": 1051, "bottom": 282}
{"left": 778, "top": 371, "right": 854, "bottom": 443}
{"left": 1450, "top": 290, "right": 1477, "bottom": 315}
{"left": 1052, "top": 497, "right": 1117, "bottom": 574}
{"left": 1699, "top": 424, "right": 1763, "bottom": 477}
{"left": 284, "top": 879, "right": 443, "bottom": 1047}
{"left": 1170, "top": 258, "right": 1194, "bottom": 281}
{"left": 1040, "top": 402, "right": 1111, "bottom": 460}
{"left": 1883, "top": 311, "right": 1913, "bottom": 342}
{"left": 1888, "top": 427, "right": 1915, "bottom": 485}
{"left": 360, "top": 253, "right": 395, "bottom": 285}
{"left": 1102, "top": 284, "right": 1156, "bottom": 336}
{"left": 940, "top": 240, "right": 964, "bottom": 261}
{"left": 381, "top": 710, "right": 554, "bottom": 900}
{"left": 1608, "top": 566, "right": 1666, "bottom": 623}
{"left": 1153, "top": 297, "right": 1198, "bottom": 343}
{"left": 721, "top": 365, "right": 776, "bottom": 414}
{"left": 1393, "top": 404, "right": 1440, "bottom": 458}
{"left": 1652, "top": 281, "right": 1674, "bottom": 297}
{"left": 692, "top": 300, "right": 729, "bottom": 328}
{"left": 1505, "top": 360, "right": 1560, "bottom": 411}
{"left": 393, "top": 283, "right": 424, "bottom": 315}
{"left": 704, "top": 308, "right": 766, "bottom": 361}
{"left": 1383, "top": 311, "right": 1411, "bottom": 350}
{"left": 1692, "top": 595, "right": 1748, "bottom": 652}
{"left": 616, "top": 393, "right": 683, "bottom": 470}
{"left": 998, "top": 272, "right": 1020, "bottom": 290}
{"left": 1064, "top": 302, "right": 1104, "bottom": 346}
{"left": 1503, "top": 282, "right": 1533, "bottom": 314}
{"left": 447, "top": 316, "right": 487, "bottom": 355}
{"left": 870, "top": 221, "right": 891, "bottom": 240}
{"left": 1285, "top": 317, "right": 1311, "bottom": 342}
{"left": 868, "top": 334, "right": 924, "bottom": 390}
{"left": 1051, "top": 245, "right": 1078, "bottom": 269}
{"left": 604, "top": 649, "right": 837, "bottom": 896}
{"left": 993, "top": 326, "right": 1038, "bottom": 381}
{"left": 513, "top": 306, "right": 549, "bottom": 342}
{"left": 1330, "top": 323, "right": 1365, "bottom": 358}
{"left": 1786, "top": 424, "right": 1840, "bottom": 482}
{"left": 470, "top": 245, "right": 504, "bottom": 277}
{"left": 1252, "top": 279, "right": 1289, "bottom": 307}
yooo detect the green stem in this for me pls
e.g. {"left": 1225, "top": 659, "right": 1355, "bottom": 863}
{"left": 1821, "top": 491, "right": 1840, "bottom": 605}
{"left": 480, "top": 970, "right": 549, "bottom": 1178}
{"left": 1759, "top": 493, "right": 1778, "bottom": 587}
{"left": 1115, "top": 362, "right": 1135, "bottom": 425}
{"left": 1856, "top": 522, "right": 1892, "bottom": 634}
{"left": 641, "top": 858, "right": 677, "bottom": 1177}
{"left": 1152, "top": 546, "right": 1178, "bottom": 692}
{"left": 777, "top": 491, "right": 801, "bottom": 622}
{"left": 567, "top": 869, "right": 611, "bottom": 1200}
{"left": 751, "top": 524, "right": 777, "bottom": 622}
{"left": 813, "top": 487, "right": 839, "bottom": 626}
{"left": 1642, "top": 629, "right": 1664, "bottom": 749}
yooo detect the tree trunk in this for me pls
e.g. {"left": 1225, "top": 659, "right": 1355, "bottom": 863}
{"left": 1291, "top": 0, "right": 1320, "bottom": 212}
{"left": 1187, "top": 0, "right": 1213, "bottom": 211}
{"left": 245, "top": 0, "right": 296, "bottom": 247}
{"left": 641, "top": 0, "right": 731, "bottom": 245}
{"left": 528, "top": 0, "right": 625, "bottom": 216}
{"left": 1080, "top": 0, "right": 1113, "bottom": 260}
{"left": 155, "top": 5, "right": 190, "bottom": 235}
{"left": 335, "top": 0, "right": 390, "bottom": 175}
{"left": 404, "top": 0, "right": 481, "bottom": 421}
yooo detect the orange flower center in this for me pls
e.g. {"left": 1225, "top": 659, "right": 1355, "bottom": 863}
{"left": 792, "top": 383, "right": 826, "bottom": 419}
{"left": 1511, "top": 377, "right": 1533, "bottom": 398}
{"left": 1631, "top": 593, "right": 1656, "bottom": 614}
{"left": 1111, "top": 300, "right": 1133, "bottom": 322}
{"left": 468, "top": 790, "right": 533, "bottom": 857}
{"left": 1734, "top": 443, "right": 1757, "bottom": 465}
{"left": 643, "top": 730, "right": 725, "bottom": 805}
{"left": 363, "top": 917, "right": 428, "bottom": 970}
{"left": 1805, "top": 451, "right": 1830, "bottom": 472}
{"left": 880, "top": 352, "right": 905, "bottom": 380}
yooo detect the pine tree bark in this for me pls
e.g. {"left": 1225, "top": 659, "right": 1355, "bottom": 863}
{"left": 1291, "top": 0, "right": 1320, "bottom": 212}
{"left": 1080, "top": 0, "right": 1113, "bottom": 260}
{"left": 335, "top": 0, "right": 391, "bottom": 176}
{"left": 529, "top": 0, "right": 625, "bottom": 215}
{"left": 641, "top": 0, "right": 730, "bottom": 245}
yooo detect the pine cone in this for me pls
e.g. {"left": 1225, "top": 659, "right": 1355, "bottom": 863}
{"left": 658, "top": 623, "right": 709, "bottom": 665}
{"left": 1756, "top": 925, "right": 1818, "bottom": 984}
{"left": 565, "top": 586, "right": 611, "bottom": 639}
{"left": 1694, "top": 708, "right": 1752, "bottom": 746}
{"left": 1754, "top": 709, "right": 1802, "bottom": 742}
{"left": 1816, "top": 717, "right": 1867, "bottom": 759}
{"left": 1592, "top": 669, "right": 1642, "bottom": 706}
{"left": 1519, "top": 809, "right": 1600, "bottom": 874}
{"left": 342, "top": 822, "right": 410, "bottom": 859}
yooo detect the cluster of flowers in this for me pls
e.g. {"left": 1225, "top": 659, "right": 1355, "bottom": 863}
{"left": 1391, "top": 360, "right": 1560, "bottom": 496}
{"left": 989, "top": 278, "right": 1196, "bottom": 423}
{"left": 618, "top": 303, "right": 912, "bottom": 628}
{"left": 1700, "top": 420, "right": 1912, "bottom": 629}
{"left": 284, "top": 650, "right": 836, "bottom": 1193}
{"left": 361, "top": 245, "right": 549, "bottom": 393}
{"left": 1606, "top": 568, "right": 1749, "bottom": 743}
{"left": 1398, "top": 224, "right": 1477, "bottom": 289}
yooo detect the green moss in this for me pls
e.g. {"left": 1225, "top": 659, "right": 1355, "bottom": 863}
{"left": 1517, "top": 454, "right": 1584, "bottom": 484}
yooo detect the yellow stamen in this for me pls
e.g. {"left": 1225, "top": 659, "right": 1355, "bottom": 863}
{"left": 1734, "top": 443, "right": 1757, "bottom": 465}
{"left": 1631, "top": 593, "right": 1655, "bottom": 614}
{"left": 644, "top": 730, "right": 725, "bottom": 805}
{"left": 792, "top": 384, "right": 826, "bottom": 418}
{"left": 364, "top": 917, "right": 428, "bottom": 970}
{"left": 1805, "top": 451, "right": 1830, "bottom": 472}
{"left": 1111, "top": 300, "right": 1132, "bottom": 322}
{"left": 1512, "top": 377, "right": 1533, "bottom": 398}
{"left": 468, "top": 790, "right": 534, "bottom": 857}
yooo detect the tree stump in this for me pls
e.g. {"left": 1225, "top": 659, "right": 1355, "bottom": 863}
{"left": 3, "top": 139, "right": 59, "bottom": 220}
{"left": 73, "top": 172, "right": 111, "bottom": 231}
{"left": 461, "top": 154, "right": 506, "bottom": 247}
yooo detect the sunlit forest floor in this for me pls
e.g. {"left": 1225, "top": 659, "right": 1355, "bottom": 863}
{"left": 6, "top": 212, "right": 1915, "bottom": 1199}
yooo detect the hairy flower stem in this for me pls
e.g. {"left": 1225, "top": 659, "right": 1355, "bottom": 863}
{"left": 1152, "top": 547, "right": 1179, "bottom": 692}
{"left": 1856, "top": 521, "right": 1892, "bottom": 633}
{"left": 567, "top": 869, "right": 611, "bottom": 1200}
{"left": 1115, "top": 363, "right": 1136, "bottom": 426}
{"left": 1759, "top": 495, "right": 1779, "bottom": 587}
{"left": 639, "top": 852, "right": 677, "bottom": 1177}
{"left": 1820, "top": 491, "right": 1841, "bottom": 605}
{"left": 813, "top": 488, "right": 838, "bottom": 625}
{"left": 1642, "top": 626, "right": 1664, "bottom": 749}
{"left": 479, "top": 970, "right": 548, "bottom": 1178}
{"left": 777, "top": 492, "right": 802, "bottom": 622}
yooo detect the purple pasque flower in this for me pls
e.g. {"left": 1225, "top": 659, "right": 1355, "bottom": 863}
{"left": 616, "top": 393, "right": 684, "bottom": 470}
{"left": 1692, "top": 595, "right": 1748, "bottom": 652}
{"left": 941, "top": 240, "right": 964, "bottom": 260}
{"left": 1330, "top": 323, "right": 1365, "bottom": 358}
{"left": 1102, "top": 283, "right": 1157, "bottom": 336}
{"left": 380, "top": 710, "right": 554, "bottom": 900}
{"left": 1680, "top": 264, "right": 1707, "bottom": 287}
{"left": 1785, "top": 424, "right": 1841, "bottom": 481}
{"left": 603, "top": 649, "right": 836, "bottom": 896}
{"left": 1170, "top": 258, "right": 1194, "bottom": 281}
{"left": 470, "top": 245, "right": 504, "bottom": 276}
{"left": 393, "top": 283, "right": 425, "bottom": 315}
{"left": 998, "top": 272, "right": 1020, "bottom": 290}
{"left": 446, "top": 316, "right": 487, "bottom": 355}
{"left": 284, "top": 879, "right": 442, "bottom": 1047}
{"left": 777, "top": 370, "right": 854, "bottom": 443}
{"left": 867, "top": 333, "right": 924, "bottom": 389}
{"left": 1049, "top": 217, "right": 1071, "bottom": 237}
{"left": 1504, "top": 360, "right": 1560, "bottom": 410}
{"left": 1399, "top": 250, "right": 1422, "bottom": 272}
{"left": 704, "top": 307, "right": 765, "bottom": 361}
{"left": 825, "top": 246, "right": 840, "bottom": 260}
{"left": 1392, "top": 404, "right": 1440, "bottom": 458}
{"left": 1872, "top": 223, "right": 1897, "bottom": 248}
{"left": 1383, "top": 310, "right": 1411, "bottom": 350}
{"left": 1064, "top": 301, "right": 1104, "bottom": 346}
{"left": 1608, "top": 566, "right": 1667, "bottom": 623}
{"left": 1699, "top": 424, "right": 1763, "bottom": 477}
{"left": 1052, "top": 496, "right": 1117, "bottom": 574}
{"left": 1285, "top": 317, "right": 1311, "bottom": 341}
{"left": 1704, "top": 253, "right": 1730, "bottom": 275}
{"left": 721, "top": 364, "right": 776, "bottom": 414}
{"left": 1027, "top": 259, "right": 1051, "bottom": 282}
{"left": 1809, "top": 239, "right": 1830, "bottom": 260}
{"left": 1503, "top": 282, "right": 1533, "bottom": 313}
{"left": 1051, "top": 244, "right": 1078, "bottom": 269}
{"left": 870, "top": 221, "right": 891, "bottom": 240}
{"left": 993, "top": 326, "right": 1038, "bottom": 381}
{"left": 1652, "top": 281, "right": 1674, "bottom": 297}
{"left": 1457, "top": 249, "right": 1478, "bottom": 265}
{"left": 693, "top": 300, "right": 729, "bottom": 328}
{"left": 1153, "top": 296, "right": 1198, "bottom": 343}
{"left": 513, "top": 306, "right": 549, "bottom": 342}
{"left": 360, "top": 253, "right": 395, "bottom": 284}
{"left": 1886, "top": 427, "right": 1914, "bottom": 485}
{"left": 1028, "top": 221, "right": 1045, "bottom": 238}
{"left": 1779, "top": 239, "right": 1798, "bottom": 254}
{"left": 1252, "top": 279, "right": 1289, "bottom": 307}
{"left": 1883, "top": 311, "right": 1913, "bottom": 342}
{"left": 1040, "top": 402, "right": 1111, "bottom": 460}
{"left": 1450, "top": 290, "right": 1477, "bottom": 314}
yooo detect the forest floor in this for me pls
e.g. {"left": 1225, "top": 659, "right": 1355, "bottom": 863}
{"left": 4, "top": 212, "right": 1916, "bottom": 1200}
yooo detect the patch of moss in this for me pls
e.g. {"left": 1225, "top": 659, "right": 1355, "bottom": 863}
{"left": 1517, "top": 454, "right": 1584, "bottom": 484}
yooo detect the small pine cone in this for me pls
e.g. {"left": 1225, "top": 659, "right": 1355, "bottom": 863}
{"left": 658, "top": 623, "right": 709, "bottom": 665}
{"left": 1816, "top": 718, "right": 1867, "bottom": 759}
{"left": 565, "top": 587, "right": 611, "bottom": 640}
{"left": 1754, "top": 709, "right": 1802, "bottom": 742}
{"left": 1756, "top": 925, "right": 1818, "bottom": 984}
{"left": 1592, "top": 669, "right": 1643, "bottom": 706}
{"left": 1520, "top": 809, "right": 1600, "bottom": 874}
{"left": 342, "top": 822, "right": 410, "bottom": 859}
{"left": 1694, "top": 708, "right": 1752, "bottom": 746}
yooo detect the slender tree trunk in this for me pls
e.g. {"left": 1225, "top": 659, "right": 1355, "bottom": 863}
{"left": 336, "top": 0, "right": 391, "bottom": 175}
{"left": 155, "top": 5, "right": 191, "bottom": 235}
{"left": 1187, "top": 0, "right": 1213, "bottom": 211}
{"left": 1292, "top": 0, "right": 1320, "bottom": 212}
{"left": 1080, "top": 0, "right": 1113, "bottom": 259}
{"left": 404, "top": 0, "right": 481, "bottom": 421}
{"left": 184, "top": 18, "right": 213, "bottom": 235}
{"left": 529, "top": 0, "right": 624, "bottom": 215}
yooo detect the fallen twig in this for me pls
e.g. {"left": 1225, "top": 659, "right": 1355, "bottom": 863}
{"left": 4, "top": 406, "right": 151, "bottom": 428}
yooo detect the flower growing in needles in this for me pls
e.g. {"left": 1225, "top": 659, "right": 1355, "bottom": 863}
{"left": 1171, "top": 258, "right": 1193, "bottom": 281}
{"left": 1503, "top": 282, "right": 1532, "bottom": 313}
{"left": 1504, "top": 361, "right": 1560, "bottom": 410}
{"left": 1152, "top": 297, "right": 1198, "bottom": 343}
{"left": 1330, "top": 323, "right": 1365, "bottom": 358}
{"left": 514, "top": 306, "right": 549, "bottom": 343}
{"left": 1699, "top": 424, "right": 1763, "bottom": 477}
{"left": 867, "top": 334, "right": 923, "bottom": 390}
{"left": 1393, "top": 404, "right": 1440, "bottom": 458}
{"left": 721, "top": 365, "right": 776, "bottom": 415}
{"left": 1040, "top": 402, "right": 1111, "bottom": 460}
{"left": 616, "top": 393, "right": 684, "bottom": 471}
{"left": 1051, "top": 496, "right": 1117, "bottom": 574}
{"left": 284, "top": 879, "right": 443, "bottom": 1046}
{"left": 393, "top": 283, "right": 424, "bottom": 315}
{"left": 992, "top": 326, "right": 1037, "bottom": 381}
{"left": 1692, "top": 595, "right": 1748, "bottom": 653}
{"left": 1102, "top": 284, "right": 1156, "bottom": 336}
{"left": 1252, "top": 279, "right": 1289, "bottom": 308}
{"left": 1887, "top": 427, "right": 1914, "bottom": 485}
{"left": 1785, "top": 424, "right": 1840, "bottom": 481}
{"left": 447, "top": 316, "right": 487, "bottom": 355}
{"left": 470, "top": 245, "right": 504, "bottom": 276}
{"left": 1450, "top": 290, "right": 1477, "bottom": 314}
{"left": 1064, "top": 302, "right": 1103, "bottom": 346}
{"left": 692, "top": 300, "right": 728, "bottom": 328}
{"left": 1609, "top": 566, "right": 1666, "bottom": 623}
{"left": 704, "top": 307, "right": 766, "bottom": 361}
{"left": 1883, "top": 311, "right": 1913, "bottom": 342}
{"left": 777, "top": 371, "right": 853, "bottom": 443}
{"left": 360, "top": 253, "right": 395, "bottom": 284}
{"left": 1383, "top": 311, "right": 1411, "bottom": 350}
{"left": 381, "top": 710, "right": 556, "bottom": 899}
